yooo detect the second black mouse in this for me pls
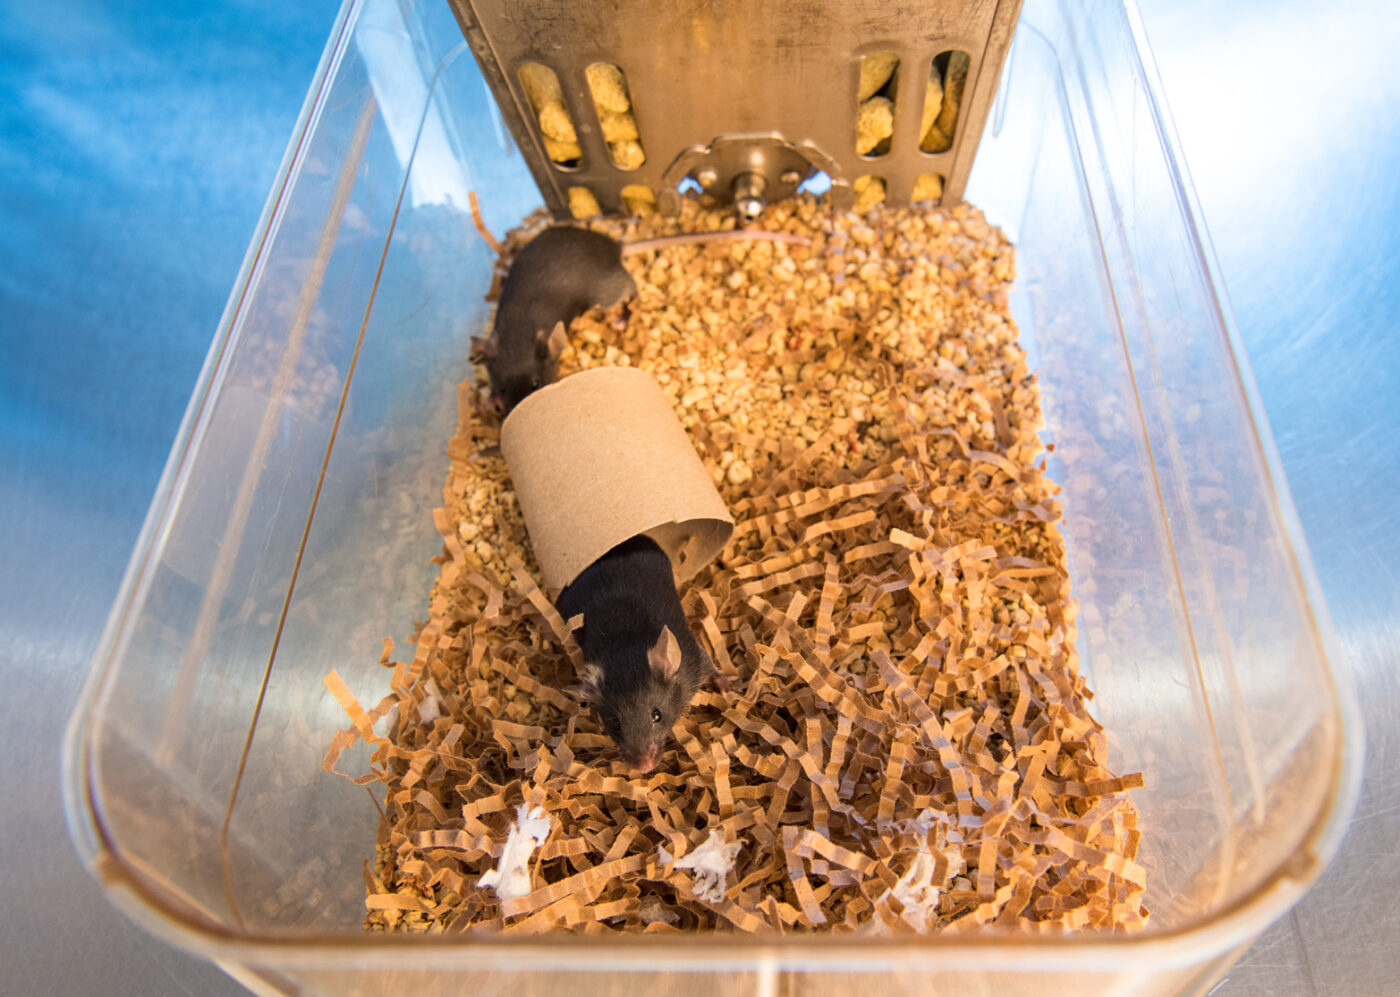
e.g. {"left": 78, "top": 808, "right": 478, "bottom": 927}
{"left": 473, "top": 226, "right": 637, "bottom": 415}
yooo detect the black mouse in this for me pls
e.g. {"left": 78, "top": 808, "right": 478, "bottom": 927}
{"left": 472, "top": 226, "right": 637, "bottom": 415}
{"left": 556, "top": 534, "right": 712, "bottom": 773}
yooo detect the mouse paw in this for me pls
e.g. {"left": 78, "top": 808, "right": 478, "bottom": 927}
{"left": 475, "top": 391, "right": 505, "bottom": 420}
{"left": 712, "top": 672, "right": 741, "bottom": 693}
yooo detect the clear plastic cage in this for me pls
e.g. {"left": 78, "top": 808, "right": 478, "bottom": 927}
{"left": 64, "top": 0, "right": 1362, "bottom": 993}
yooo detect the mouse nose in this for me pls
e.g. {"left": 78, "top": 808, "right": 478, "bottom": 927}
{"left": 633, "top": 743, "right": 659, "bottom": 773}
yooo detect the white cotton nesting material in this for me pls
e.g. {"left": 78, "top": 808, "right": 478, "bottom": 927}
{"left": 416, "top": 680, "right": 445, "bottom": 724}
{"left": 478, "top": 804, "right": 551, "bottom": 901}
{"left": 659, "top": 829, "right": 742, "bottom": 903}
{"left": 871, "top": 810, "right": 964, "bottom": 934}
{"left": 884, "top": 846, "right": 943, "bottom": 932}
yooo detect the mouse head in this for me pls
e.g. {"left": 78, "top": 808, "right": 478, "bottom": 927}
{"left": 581, "top": 628, "right": 696, "bottom": 773}
{"left": 471, "top": 323, "right": 569, "bottom": 416}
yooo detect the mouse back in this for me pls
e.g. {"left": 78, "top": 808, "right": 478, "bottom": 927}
{"left": 485, "top": 226, "right": 637, "bottom": 412}
{"left": 498, "top": 226, "right": 636, "bottom": 321}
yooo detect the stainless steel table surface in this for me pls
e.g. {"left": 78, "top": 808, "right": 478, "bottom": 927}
{"left": 1, "top": 0, "right": 1394, "bottom": 993}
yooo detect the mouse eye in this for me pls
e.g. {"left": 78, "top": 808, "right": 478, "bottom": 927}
{"left": 650, "top": 707, "right": 663, "bottom": 724}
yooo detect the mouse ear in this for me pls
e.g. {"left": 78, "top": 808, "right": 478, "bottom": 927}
{"left": 547, "top": 321, "right": 569, "bottom": 358}
{"left": 648, "top": 627, "right": 682, "bottom": 683}
{"left": 469, "top": 335, "right": 497, "bottom": 364}
{"left": 535, "top": 322, "right": 568, "bottom": 362}
{"left": 572, "top": 662, "right": 603, "bottom": 704}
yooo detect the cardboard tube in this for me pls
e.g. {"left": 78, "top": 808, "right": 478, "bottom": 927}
{"left": 500, "top": 366, "right": 734, "bottom": 590}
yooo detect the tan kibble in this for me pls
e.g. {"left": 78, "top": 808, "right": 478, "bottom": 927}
{"left": 921, "top": 65, "right": 945, "bottom": 142}
{"left": 726, "top": 460, "right": 754, "bottom": 487}
{"left": 855, "top": 97, "right": 894, "bottom": 156}
{"left": 567, "top": 186, "right": 602, "bottom": 219}
{"left": 519, "top": 63, "right": 578, "bottom": 151}
{"left": 585, "top": 62, "right": 631, "bottom": 114}
{"left": 621, "top": 186, "right": 656, "bottom": 217}
{"left": 599, "top": 111, "right": 640, "bottom": 143}
{"left": 852, "top": 176, "right": 886, "bottom": 212}
{"left": 858, "top": 51, "right": 899, "bottom": 101}
{"left": 544, "top": 136, "right": 582, "bottom": 162}
{"left": 536, "top": 102, "right": 577, "bottom": 145}
{"left": 913, "top": 172, "right": 944, "bottom": 203}
{"left": 609, "top": 139, "right": 646, "bottom": 170}
{"left": 923, "top": 51, "right": 970, "bottom": 154}
{"left": 518, "top": 62, "right": 561, "bottom": 107}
